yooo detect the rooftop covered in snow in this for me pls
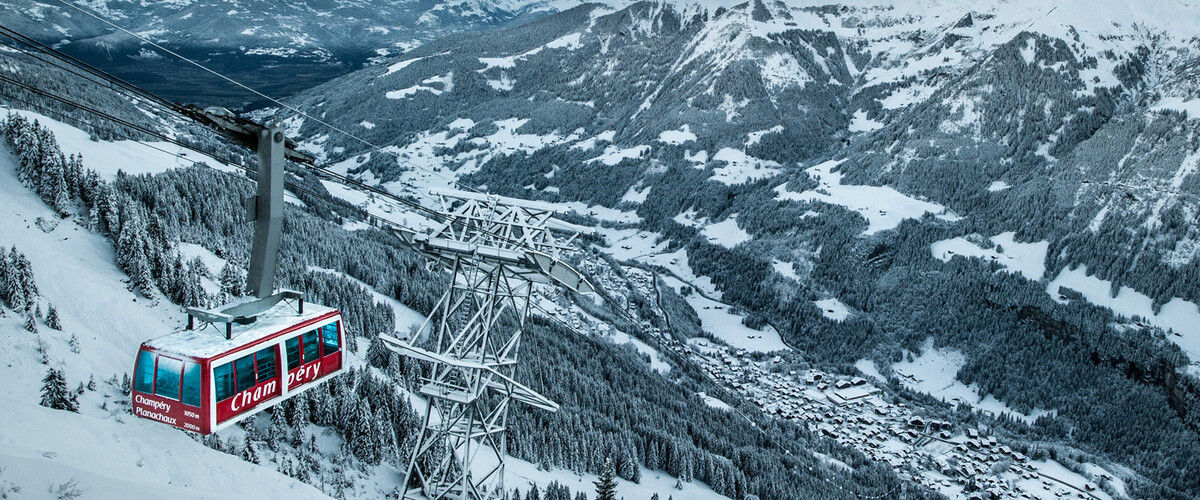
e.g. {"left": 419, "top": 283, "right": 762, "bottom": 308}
{"left": 145, "top": 301, "right": 338, "bottom": 359}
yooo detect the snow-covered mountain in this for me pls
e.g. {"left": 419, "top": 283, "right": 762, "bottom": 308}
{"left": 6, "top": 0, "right": 1200, "bottom": 498}
{"left": 1, "top": 0, "right": 589, "bottom": 108}
{"left": 265, "top": 1, "right": 1200, "bottom": 497}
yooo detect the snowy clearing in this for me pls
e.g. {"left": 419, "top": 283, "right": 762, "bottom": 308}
{"left": 661, "top": 276, "right": 788, "bottom": 353}
{"left": 1047, "top": 265, "right": 1200, "bottom": 369}
{"left": 697, "top": 392, "right": 732, "bottom": 411}
{"left": 892, "top": 339, "right": 1054, "bottom": 424}
{"left": 772, "top": 260, "right": 800, "bottom": 281}
{"left": 931, "top": 232, "right": 1048, "bottom": 280}
{"left": 776, "top": 160, "right": 951, "bottom": 235}
{"left": 382, "top": 57, "right": 422, "bottom": 76}
{"left": 700, "top": 216, "right": 751, "bottom": 248}
{"left": 658, "top": 125, "right": 697, "bottom": 145}
{"left": 587, "top": 145, "right": 649, "bottom": 166}
{"left": 815, "top": 298, "right": 851, "bottom": 321}
{"left": 848, "top": 110, "right": 884, "bottom": 132}
{"left": 709, "top": 148, "right": 780, "bottom": 184}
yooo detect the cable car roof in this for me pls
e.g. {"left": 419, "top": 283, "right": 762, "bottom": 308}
{"left": 144, "top": 301, "right": 337, "bottom": 359}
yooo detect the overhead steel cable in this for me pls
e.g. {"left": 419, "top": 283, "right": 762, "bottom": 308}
{"left": 0, "top": 24, "right": 180, "bottom": 114}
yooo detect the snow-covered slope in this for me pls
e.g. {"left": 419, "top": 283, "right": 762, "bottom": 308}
{"left": 0, "top": 112, "right": 737, "bottom": 499}
{"left": 0, "top": 146, "right": 331, "bottom": 499}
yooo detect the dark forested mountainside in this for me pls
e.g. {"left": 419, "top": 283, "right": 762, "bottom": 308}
{"left": 272, "top": 1, "right": 1200, "bottom": 497}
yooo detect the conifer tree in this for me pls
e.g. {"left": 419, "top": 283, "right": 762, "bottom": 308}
{"left": 219, "top": 261, "right": 245, "bottom": 297}
{"left": 39, "top": 368, "right": 78, "bottom": 412}
{"left": 594, "top": 457, "right": 618, "bottom": 500}
{"left": 242, "top": 437, "right": 261, "bottom": 464}
{"left": 46, "top": 304, "right": 61, "bottom": 330}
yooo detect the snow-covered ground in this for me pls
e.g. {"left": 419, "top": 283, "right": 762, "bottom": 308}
{"left": 931, "top": 232, "right": 1049, "bottom": 280}
{"left": 0, "top": 148, "right": 331, "bottom": 499}
{"left": 700, "top": 216, "right": 751, "bottom": 248}
{"left": 771, "top": 259, "right": 800, "bottom": 281}
{"left": 892, "top": 339, "right": 1053, "bottom": 424}
{"left": 776, "top": 160, "right": 953, "bottom": 235}
{"left": 848, "top": 110, "right": 884, "bottom": 132}
{"left": 708, "top": 148, "right": 780, "bottom": 184}
{"left": 658, "top": 125, "right": 697, "bottom": 145}
{"left": 696, "top": 392, "right": 732, "bottom": 411}
{"left": 1047, "top": 265, "right": 1200, "bottom": 372}
{"left": 814, "top": 298, "right": 851, "bottom": 322}
{"left": 661, "top": 276, "right": 788, "bottom": 352}
{"left": 854, "top": 359, "right": 885, "bottom": 382}
{"left": 3, "top": 108, "right": 237, "bottom": 181}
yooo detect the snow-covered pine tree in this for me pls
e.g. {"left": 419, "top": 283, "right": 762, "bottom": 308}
{"left": 24, "top": 313, "right": 37, "bottom": 333}
{"left": 69, "top": 334, "right": 80, "bottom": 354}
{"left": 269, "top": 406, "right": 288, "bottom": 452}
{"left": 242, "top": 436, "right": 261, "bottom": 464}
{"left": 39, "top": 368, "right": 78, "bottom": 412}
{"left": 219, "top": 261, "right": 244, "bottom": 298}
{"left": 526, "top": 484, "right": 540, "bottom": 500}
{"left": 4, "top": 253, "right": 25, "bottom": 313}
{"left": 350, "top": 398, "right": 379, "bottom": 464}
{"left": 593, "top": 457, "right": 618, "bottom": 500}
{"left": 13, "top": 249, "right": 37, "bottom": 301}
{"left": 46, "top": 304, "right": 62, "bottom": 330}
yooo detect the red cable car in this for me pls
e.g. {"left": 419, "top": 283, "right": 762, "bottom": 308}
{"left": 130, "top": 118, "right": 348, "bottom": 434}
{"left": 131, "top": 297, "right": 345, "bottom": 434}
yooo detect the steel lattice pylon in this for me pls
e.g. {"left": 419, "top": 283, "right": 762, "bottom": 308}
{"left": 381, "top": 189, "right": 593, "bottom": 500}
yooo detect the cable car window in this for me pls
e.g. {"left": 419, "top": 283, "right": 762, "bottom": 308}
{"left": 181, "top": 362, "right": 202, "bottom": 407}
{"left": 155, "top": 357, "right": 183, "bottom": 400}
{"left": 235, "top": 354, "right": 258, "bottom": 393}
{"left": 286, "top": 337, "right": 301, "bottom": 370}
{"left": 255, "top": 346, "right": 277, "bottom": 381}
{"left": 321, "top": 323, "right": 339, "bottom": 354}
{"left": 214, "top": 363, "right": 234, "bottom": 402}
{"left": 303, "top": 330, "right": 320, "bottom": 362}
{"left": 134, "top": 350, "right": 155, "bottom": 394}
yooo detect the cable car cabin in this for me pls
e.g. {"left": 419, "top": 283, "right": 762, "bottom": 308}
{"left": 131, "top": 301, "right": 344, "bottom": 434}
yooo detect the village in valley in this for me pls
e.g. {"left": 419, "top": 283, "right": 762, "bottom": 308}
{"left": 529, "top": 251, "right": 1123, "bottom": 500}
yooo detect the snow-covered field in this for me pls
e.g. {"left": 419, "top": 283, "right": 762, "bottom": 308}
{"left": 700, "top": 216, "right": 751, "bottom": 248}
{"left": 931, "top": 232, "right": 1049, "bottom": 280}
{"left": 708, "top": 148, "right": 780, "bottom": 184}
{"left": 0, "top": 148, "right": 331, "bottom": 499}
{"left": 661, "top": 276, "right": 788, "bottom": 353}
{"left": 1047, "top": 265, "right": 1200, "bottom": 371}
{"left": 3, "top": 108, "right": 237, "bottom": 181}
{"left": 776, "top": 160, "right": 951, "bottom": 235}
{"left": 814, "top": 298, "right": 851, "bottom": 322}
{"left": 892, "top": 339, "right": 1053, "bottom": 424}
